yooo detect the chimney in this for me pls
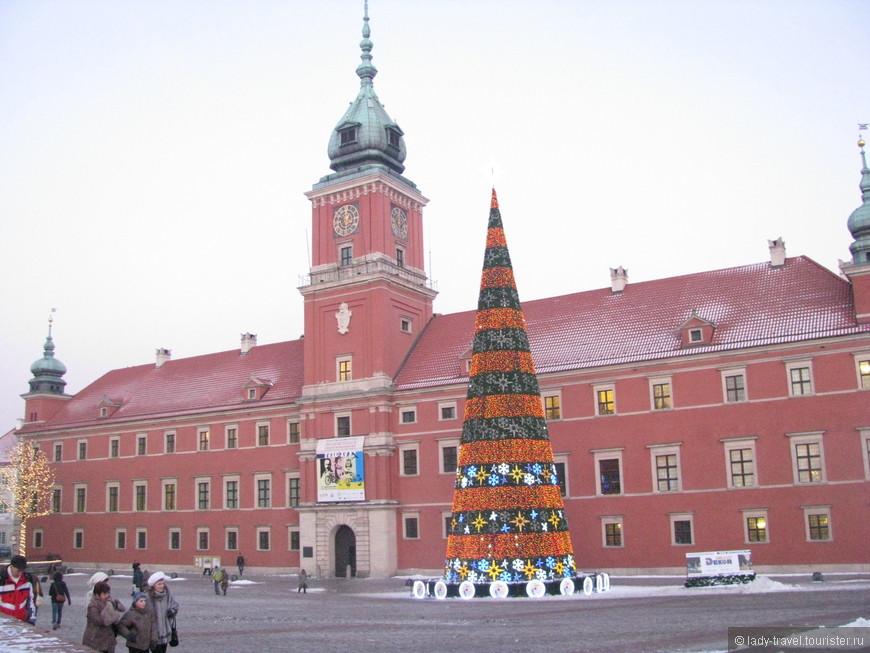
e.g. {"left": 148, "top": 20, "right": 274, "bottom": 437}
{"left": 241, "top": 333, "right": 257, "bottom": 355}
{"left": 610, "top": 266, "right": 628, "bottom": 293}
{"left": 155, "top": 348, "right": 171, "bottom": 368}
{"left": 768, "top": 237, "right": 786, "bottom": 268}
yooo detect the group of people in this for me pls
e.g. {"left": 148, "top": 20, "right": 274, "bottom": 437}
{"left": 0, "top": 556, "right": 180, "bottom": 653}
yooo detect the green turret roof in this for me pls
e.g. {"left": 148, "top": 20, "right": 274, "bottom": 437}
{"left": 27, "top": 319, "right": 67, "bottom": 395}
{"left": 848, "top": 138, "right": 870, "bottom": 266}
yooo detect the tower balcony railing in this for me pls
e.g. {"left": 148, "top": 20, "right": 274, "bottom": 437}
{"left": 298, "top": 257, "right": 437, "bottom": 291}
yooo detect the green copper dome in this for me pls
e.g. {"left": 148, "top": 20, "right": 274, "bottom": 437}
{"left": 848, "top": 142, "right": 870, "bottom": 265}
{"left": 28, "top": 323, "right": 67, "bottom": 395}
{"left": 327, "top": 2, "right": 407, "bottom": 175}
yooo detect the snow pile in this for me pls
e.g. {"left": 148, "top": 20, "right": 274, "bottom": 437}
{"left": 735, "top": 576, "right": 801, "bottom": 593}
{"left": 842, "top": 617, "right": 870, "bottom": 627}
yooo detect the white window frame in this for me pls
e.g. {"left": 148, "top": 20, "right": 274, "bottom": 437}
{"left": 74, "top": 483, "right": 87, "bottom": 513}
{"left": 649, "top": 376, "right": 673, "bottom": 411}
{"left": 136, "top": 433, "right": 147, "bottom": 456}
{"left": 106, "top": 482, "right": 120, "bottom": 513}
{"left": 335, "top": 413, "right": 351, "bottom": 438}
{"left": 593, "top": 449, "right": 624, "bottom": 496}
{"left": 198, "top": 427, "right": 210, "bottom": 451}
{"left": 256, "top": 526, "right": 271, "bottom": 551}
{"left": 860, "top": 428, "right": 870, "bottom": 481}
{"left": 224, "top": 424, "right": 238, "bottom": 449}
{"left": 721, "top": 367, "right": 748, "bottom": 403}
{"left": 741, "top": 508, "right": 769, "bottom": 544}
{"left": 438, "top": 439, "right": 459, "bottom": 475}
{"left": 133, "top": 481, "right": 147, "bottom": 511}
{"left": 442, "top": 510, "right": 453, "bottom": 539}
{"left": 400, "top": 316, "right": 412, "bottom": 333}
{"left": 33, "top": 528, "right": 44, "bottom": 550}
{"left": 688, "top": 328, "right": 703, "bottom": 343}
{"left": 438, "top": 402, "right": 457, "bottom": 421}
{"left": 169, "top": 528, "right": 181, "bottom": 551}
{"left": 223, "top": 475, "right": 240, "bottom": 510}
{"left": 787, "top": 431, "right": 826, "bottom": 484}
{"left": 649, "top": 443, "right": 682, "bottom": 493}
{"left": 114, "top": 528, "right": 125, "bottom": 550}
{"left": 600, "top": 515, "right": 624, "bottom": 548}
{"left": 802, "top": 505, "right": 833, "bottom": 542}
{"left": 77, "top": 439, "right": 87, "bottom": 460}
{"left": 403, "top": 511, "right": 420, "bottom": 540}
{"left": 399, "top": 406, "right": 417, "bottom": 425}
{"left": 854, "top": 353, "right": 870, "bottom": 390}
{"left": 136, "top": 528, "right": 147, "bottom": 550}
{"left": 256, "top": 421, "right": 270, "bottom": 447}
{"left": 785, "top": 360, "right": 814, "bottom": 396}
{"left": 195, "top": 477, "right": 210, "bottom": 510}
{"left": 722, "top": 437, "right": 757, "bottom": 488}
{"left": 593, "top": 384, "right": 616, "bottom": 416}
{"left": 286, "top": 473, "right": 300, "bottom": 508}
{"left": 669, "top": 512, "right": 694, "bottom": 546}
{"left": 288, "top": 526, "right": 300, "bottom": 551}
{"left": 225, "top": 528, "right": 238, "bottom": 551}
{"left": 164, "top": 431, "right": 176, "bottom": 454}
{"left": 287, "top": 420, "right": 301, "bottom": 444}
{"left": 197, "top": 527, "right": 209, "bottom": 551}
{"left": 162, "top": 479, "right": 177, "bottom": 511}
{"left": 73, "top": 528, "right": 84, "bottom": 549}
{"left": 553, "top": 454, "right": 569, "bottom": 497}
{"left": 336, "top": 355, "right": 352, "bottom": 382}
{"left": 109, "top": 437, "right": 120, "bottom": 458}
{"left": 255, "top": 473, "right": 272, "bottom": 508}
{"left": 53, "top": 441, "right": 63, "bottom": 462}
{"left": 399, "top": 443, "right": 420, "bottom": 477}
{"left": 542, "top": 392, "right": 562, "bottom": 420}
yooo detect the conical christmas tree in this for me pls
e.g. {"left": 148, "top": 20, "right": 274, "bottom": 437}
{"left": 444, "top": 189, "right": 577, "bottom": 591}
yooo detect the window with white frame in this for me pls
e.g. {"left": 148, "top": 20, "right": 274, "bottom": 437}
{"left": 75, "top": 484, "right": 87, "bottom": 513}
{"left": 255, "top": 475, "right": 271, "bottom": 508}
{"left": 288, "top": 527, "right": 300, "bottom": 551}
{"left": 224, "top": 476, "right": 239, "bottom": 510}
{"left": 803, "top": 505, "right": 832, "bottom": 541}
{"left": 650, "top": 377, "right": 673, "bottom": 410}
{"left": 53, "top": 442, "right": 62, "bottom": 462}
{"left": 786, "top": 360, "right": 814, "bottom": 396}
{"left": 287, "top": 421, "right": 300, "bottom": 444}
{"left": 400, "top": 317, "right": 412, "bottom": 333}
{"left": 601, "top": 516, "right": 624, "bottom": 547}
{"left": 400, "top": 444, "right": 419, "bottom": 476}
{"left": 742, "top": 509, "right": 768, "bottom": 543}
{"left": 162, "top": 480, "right": 177, "bottom": 511}
{"left": 225, "top": 425, "right": 238, "bottom": 449}
{"left": 51, "top": 488, "right": 61, "bottom": 513}
{"left": 225, "top": 528, "right": 238, "bottom": 551}
{"left": 77, "top": 440, "right": 87, "bottom": 460}
{"left": 543, "top": 393, "right": 561, "bottom": 420}
{"left": 787, "top": 432, "right": 825, "bottom": 484}
{"left": 670, "top": 513, "right": 694, "bottom": 545}
{"left": 337, "top": 356, "right": 352, "bottom": 382}
{"left": 594, "top": 384, "right": 616, "bottom": 416}
{"left": 855, "top": 355, "right": 870, "bottom": 389}
{"left": 553, "top": 457, "right": 568, "bottom": 497}
{"left": 722, "top": 437, "right": 757, "bottom": 488}
{"left": 164, "top": 431, "right": 176, "bottom": 454}
{"left": 115, "top": 529, "right": 125, "bottom": 550}
{"left": 336, "top": 414, "right": 351, "bottom": 438}
{"left": 196, "top": 479, "right": 210, "bottom": 510}
{"left": 593, "top": 449, "right": 624, "bottom": 495}
{"left": 400, "top": 407, "right": 417, "bottom": 424}
{"left": 169, "top": 529, "right": 181, "bottom": 550}
{"left": 721, "top": 368, "right": 747, "bottom": 403}
{"left": 403, "top": 512, "right": 420, "bottom": 539}
{"left": 197, "top": 528, "right": 209, "bottom": 551}
{"left": 73, "top": 529, "right": 84, "bottom": 549}
{"left": 439, "top": 441, "right": 459, "bottom": 474}
{"left": 442, "top": 511, "right": 453, "bottom": 539}
{"left": 106, "top": 483, "right": 120, "bottom": 512}
{"left": 287, "top": 474, "right": 300, "bottom": 508}
{"left": 257, "top": 527, "right": 271, "bottom": 551}
{"left": 134, "top": 482, "right": 147, "bottom": 511}
{"left": 33, "top": 529, "right": 43, "bottom": 550}
{"left": 257, "top": 422, "right": 270, "bottom": 446}
{"left": 861, "top": 429, "right": 870, "bottom": 481}
{"left": 136, "top": 528, "right": 147, "bottom": 550}
{"left": 198, "top": 428, "right": 210, "bottom": 451}
{"left": 110, "top": 437, "right": 119, "bottom": 458}
{"left": 137, "top": 433, "right": 147, "bottom": 456}
{"left": 649, "top": 443, "right": 681, "bottom": 492}
{"left": 438, "top": 402, "right": 457, "bottom": 420}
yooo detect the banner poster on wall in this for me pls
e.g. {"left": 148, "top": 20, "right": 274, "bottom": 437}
{"left": 316, "top": 436, "right": 366, "bottom": 502}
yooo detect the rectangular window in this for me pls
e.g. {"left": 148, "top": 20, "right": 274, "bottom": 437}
{"left": 258, "top": 424, "right": 270, "bottom": 446}
{"left": 336, "top": 415, "right": 351, "bottom": 438}
{"left": 33, "top": 530, "right": 43, "bottom": 549}
{"left": 137, "top": 434, "right": 146, "bottom": 456}
{"left": 340, "top": 245, "right": 353, "bottom": 266}
{"left": 787, "top": 361, "right": 813, "bottom": 396}
{"left": 651, "top": 380, "right": 672, "bottom": 410}
{"left": 169, "top": 529, "right": 181, "bottom": 550}
{"left": 655, "top": 453, "right": 679, "bottom": 492}
{"left": 226, "top": 426, "right": 238, "bottom": 449}
{"left": 441, "top": 445, "right": 458, "bottom": 474}
{"left": 107, "top": 485, "right": 119, "bottom": 512}
{"left": 337, "top": 358, "right": 352, "bottom": 382}
{"left": 396, "top": 248, "right": 404, "bottom": 267}
{"left": 225, "top": 480, "right": 239, "bottom": 509}
{"left": 248, "top": 388, "right": 257, "bottom": 400}
{"left": 163, "top": 482, "right": 176, "bottom": 511}
{"left": 400, "top": 408, "right": 416, "bottom": 424}
{"left": 689, "top": 328, "right": 702, "bottom": 343}
{"left": 74, "top": 529, "right": 83, "bottom": 549}
{"left": 443, "top": 512, "right": 453, "bottom": 539}
{"left": 110, "top": 438, "right": 119, "bottom": 458}
{"left": 198, "top": 530, "right": 209, "bottom": 551}
{"left": 404, "top": 515, "right": 419, "bottom": 539}
{"left": 136, "top": 529, "right": 147, "bottom": 550}
{"left": 671, "top": 516, "right": 693, "bottom": 545}
{"left": 257, "top": 478, "right": 271, "bottom": 508}
{"left": 115, "top": 530, "right": 125, "bottom": 550}
{"left": 543, "top": 395, "right": 561, "bottom": 420}
{"left": 135, "top": 483, "right": 146, "bottom": 511}
{"left": 728, "top": 447, "right": 755, "bottom": 488}
{"left": 52, "top": 488, "right": 61, "bottom": 513}
{"left": 400, "top": 318, "right": 411, "bottom": 333}
{"left": 857, "top": 358, "right": 870, "bottom": 389}
{"left": 226, "top": 530, "right": 238, "bottom": 551}
{"left": 289, "top": 529, "right": 300, "bottom": 551}
{"left": 198, "top": 481, "right": 210, "bottom": 510}
{"left": 288, "top": 477, "right": 300, "bottom": 508}
{"left": 78, "top": 441, "right": 87, "bottom": 460}
{"left": 804, "top": 508, "right": 832, "bottom": 541}
{"left": 553, "top": 460, "right": 567, "bottom": 497}
{"left": 596, "top": 387, "right": 615, "bottom": 416}
{"left": 75, "top": 486, "right": 86, "bottom": 513}
{"left": 401, "top": 448, "right": 418, "bottom": 476}
{"left": 796, "top": 443, "right": 822, "bottom": 482}
{"left": 602, "top": 517, "right": 623, "bottom": 547}
{"left": 746, "top": 515, "right": 768, "bottom": 542}
{"left": 723, "top": 372, "right": 746, "bottom": 403}
{"left": 53, "top": 443, "right": 62, "bottom": 462}
{"left": 598, "top": 457, "right": 622, "bottom": 495}
{"left": 439, "top": 403, "right": 456, "bottom": 420}
{"left": 257, "top": 528, "right": 271, "bottom": 551}
{"left": 165, "top": 432, "right": 176, "bottom": 454}
{"left": 199, "top": 429, "right": 210, "bottom": 451}
{"left": 288, "top": 421, "right": 300, "bottom": 444}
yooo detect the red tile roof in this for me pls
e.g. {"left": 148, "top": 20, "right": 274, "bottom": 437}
{"left": 394, "top": 256, "right": 869, "bottom": 389}
{"left": 20, "top": 340, "right": 304, "bottom": 432}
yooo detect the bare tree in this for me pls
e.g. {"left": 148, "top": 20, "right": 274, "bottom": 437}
{"left": 0, "top": 441, "right": 55, "bottom": 558}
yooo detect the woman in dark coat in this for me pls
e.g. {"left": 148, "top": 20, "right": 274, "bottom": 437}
{"left": 82, "top": 580, "right": 124, "bottom": 653}
{"left": 145, "top": 572, "right": 179, "bottom": 653}
{"left": 48, "top": 571, "right": 72, "bottom": 630}
{"left": 117, "top": 592, "right": 153, "bottom": 653}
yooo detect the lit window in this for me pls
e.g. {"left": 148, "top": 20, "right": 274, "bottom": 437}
{"left": 856, "top": 357, "right": 870, "bottom": 389}
{"left": 602, "top": 517, "right": 623, "bottom": 547}
{"left": 788, "top": 433, "right": 825, "bottom": 484}
{"left": 338, "top": 358, "right": 352, "bottom": 382}
{"left": 163, "top": 482, "right": 176, "bottom": 511}
{"left": 595, "top": 386, "right": 615, "bottom": 415}
{"left": 744, "top": 511, "right": 768, "bottom": 543}
{"left": 651, "top": 379, "right": 672, "bottom": 410}
{"left": 543, "top": 395, "right": 561, "bottom": 420}
{"left": 804, "top": 507, "right": 832, "bottom": 541}
{"left": 596, "top": 454, "right": 623, "bottom": 496}
{"left": 723, "top": 439, "right": 756, "bottom": 488}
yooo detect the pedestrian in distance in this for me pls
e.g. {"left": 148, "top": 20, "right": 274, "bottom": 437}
{"left": 0, "top": 555, "right": 37, "bottom": 624}
{"left": 145, "top": 571, "right": 179, "bottom": 653}
{"left": 116, "top": 591, "right": 153, "bottom": 653}
{"left": 220, "top": 568, "right": 229, "bottom": 596}
{"left": 48, "top": 570, "right": 72, "bottom": 630}
{"left": 237, "top": 553, "right": 245, "bottom": 577}
{"left": 131, "top": 562, "right": 144, "bottom": 595}
{"left": 82, "top": 580, "right": 125, "bottom": 653}
{"left": 298, "top": 568, "right": 308, "bottom": 594}
{"left": 212, "top": 567, "right": 223, "bottom": 595}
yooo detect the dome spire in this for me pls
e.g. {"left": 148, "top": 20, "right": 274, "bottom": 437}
{"left": 27, "top": 310, "right": 68, "bottom": 395}
{"left": 356, "top": 0, "right": 377, "bottom": 87}
{"left": 847, "top": 128, "right": 870, "bottom": 266}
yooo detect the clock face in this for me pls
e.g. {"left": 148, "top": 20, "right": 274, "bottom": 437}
{"left": 391, "top": 206, "right": 408, "bottom": 239}
{"left": 333, "top": 204, "right": 360, "bottom": 236}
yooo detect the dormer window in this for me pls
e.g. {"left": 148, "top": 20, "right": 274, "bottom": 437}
{"left": 340, "top": 126, "right": 358, "bottom": 145}
{"left": 243, "top": 376, "right": 272, "bottom": 401}
{"left": 248, "top": 388, "right": 257, "bottom": 400}
{"left": 100, "top": 407, "right": 108, "bottom": 418}
{"left": 689, "top": 328, "right": 703, "bottom": 343}
{"left": 386, "top": 126, "right": 401, "bottom": 148}
{"left": 679, "top": 311, "right": 716, "bottom": 348}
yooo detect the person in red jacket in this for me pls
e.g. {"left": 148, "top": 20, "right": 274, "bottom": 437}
{"left": 0, "top": 555, "right": 37, "bottom": 624}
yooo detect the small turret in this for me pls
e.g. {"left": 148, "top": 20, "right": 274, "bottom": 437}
{"left": 27, "top": 316, "right": 67, "bottom": 395}
{"left": 840, "top": 133, "right": 870, "bottom": 323}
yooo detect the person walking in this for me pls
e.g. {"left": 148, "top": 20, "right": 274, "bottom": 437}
{"left": 212, "top": 567, "right": 223, "bottom": 595}
{"left": 297, "top": 568, "right": 308, "bottom": 594}
{"left": 82, "top": 580, "right": 125, "bottom": 653}
{"left": 236, "top": 553, "right": 245, "bottom": 577}
{"left": 48, "top": 571, "right": 72, "bottom": 630}
{"left": 0, "top": 555, "right": 37, "bottom": 624}
{"left": 116, "top": 592, "right": 153, "bottom": 653}
{"left": 131, "top": 563, "right": 144, "bottom": 594}
{"left": 219, "top": 568, "right": 229, "bottom": 596}
{"left": 145, "top": 572, "right": 179, "bottom": 653}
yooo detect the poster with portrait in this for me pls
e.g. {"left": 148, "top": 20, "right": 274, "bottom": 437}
{"left": 316, "top": 436, "right": 366, "bottom": 502}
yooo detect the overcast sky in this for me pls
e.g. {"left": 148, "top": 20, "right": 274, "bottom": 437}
{"left": 1, "top": 0, "right": 868, "bottom": 431}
